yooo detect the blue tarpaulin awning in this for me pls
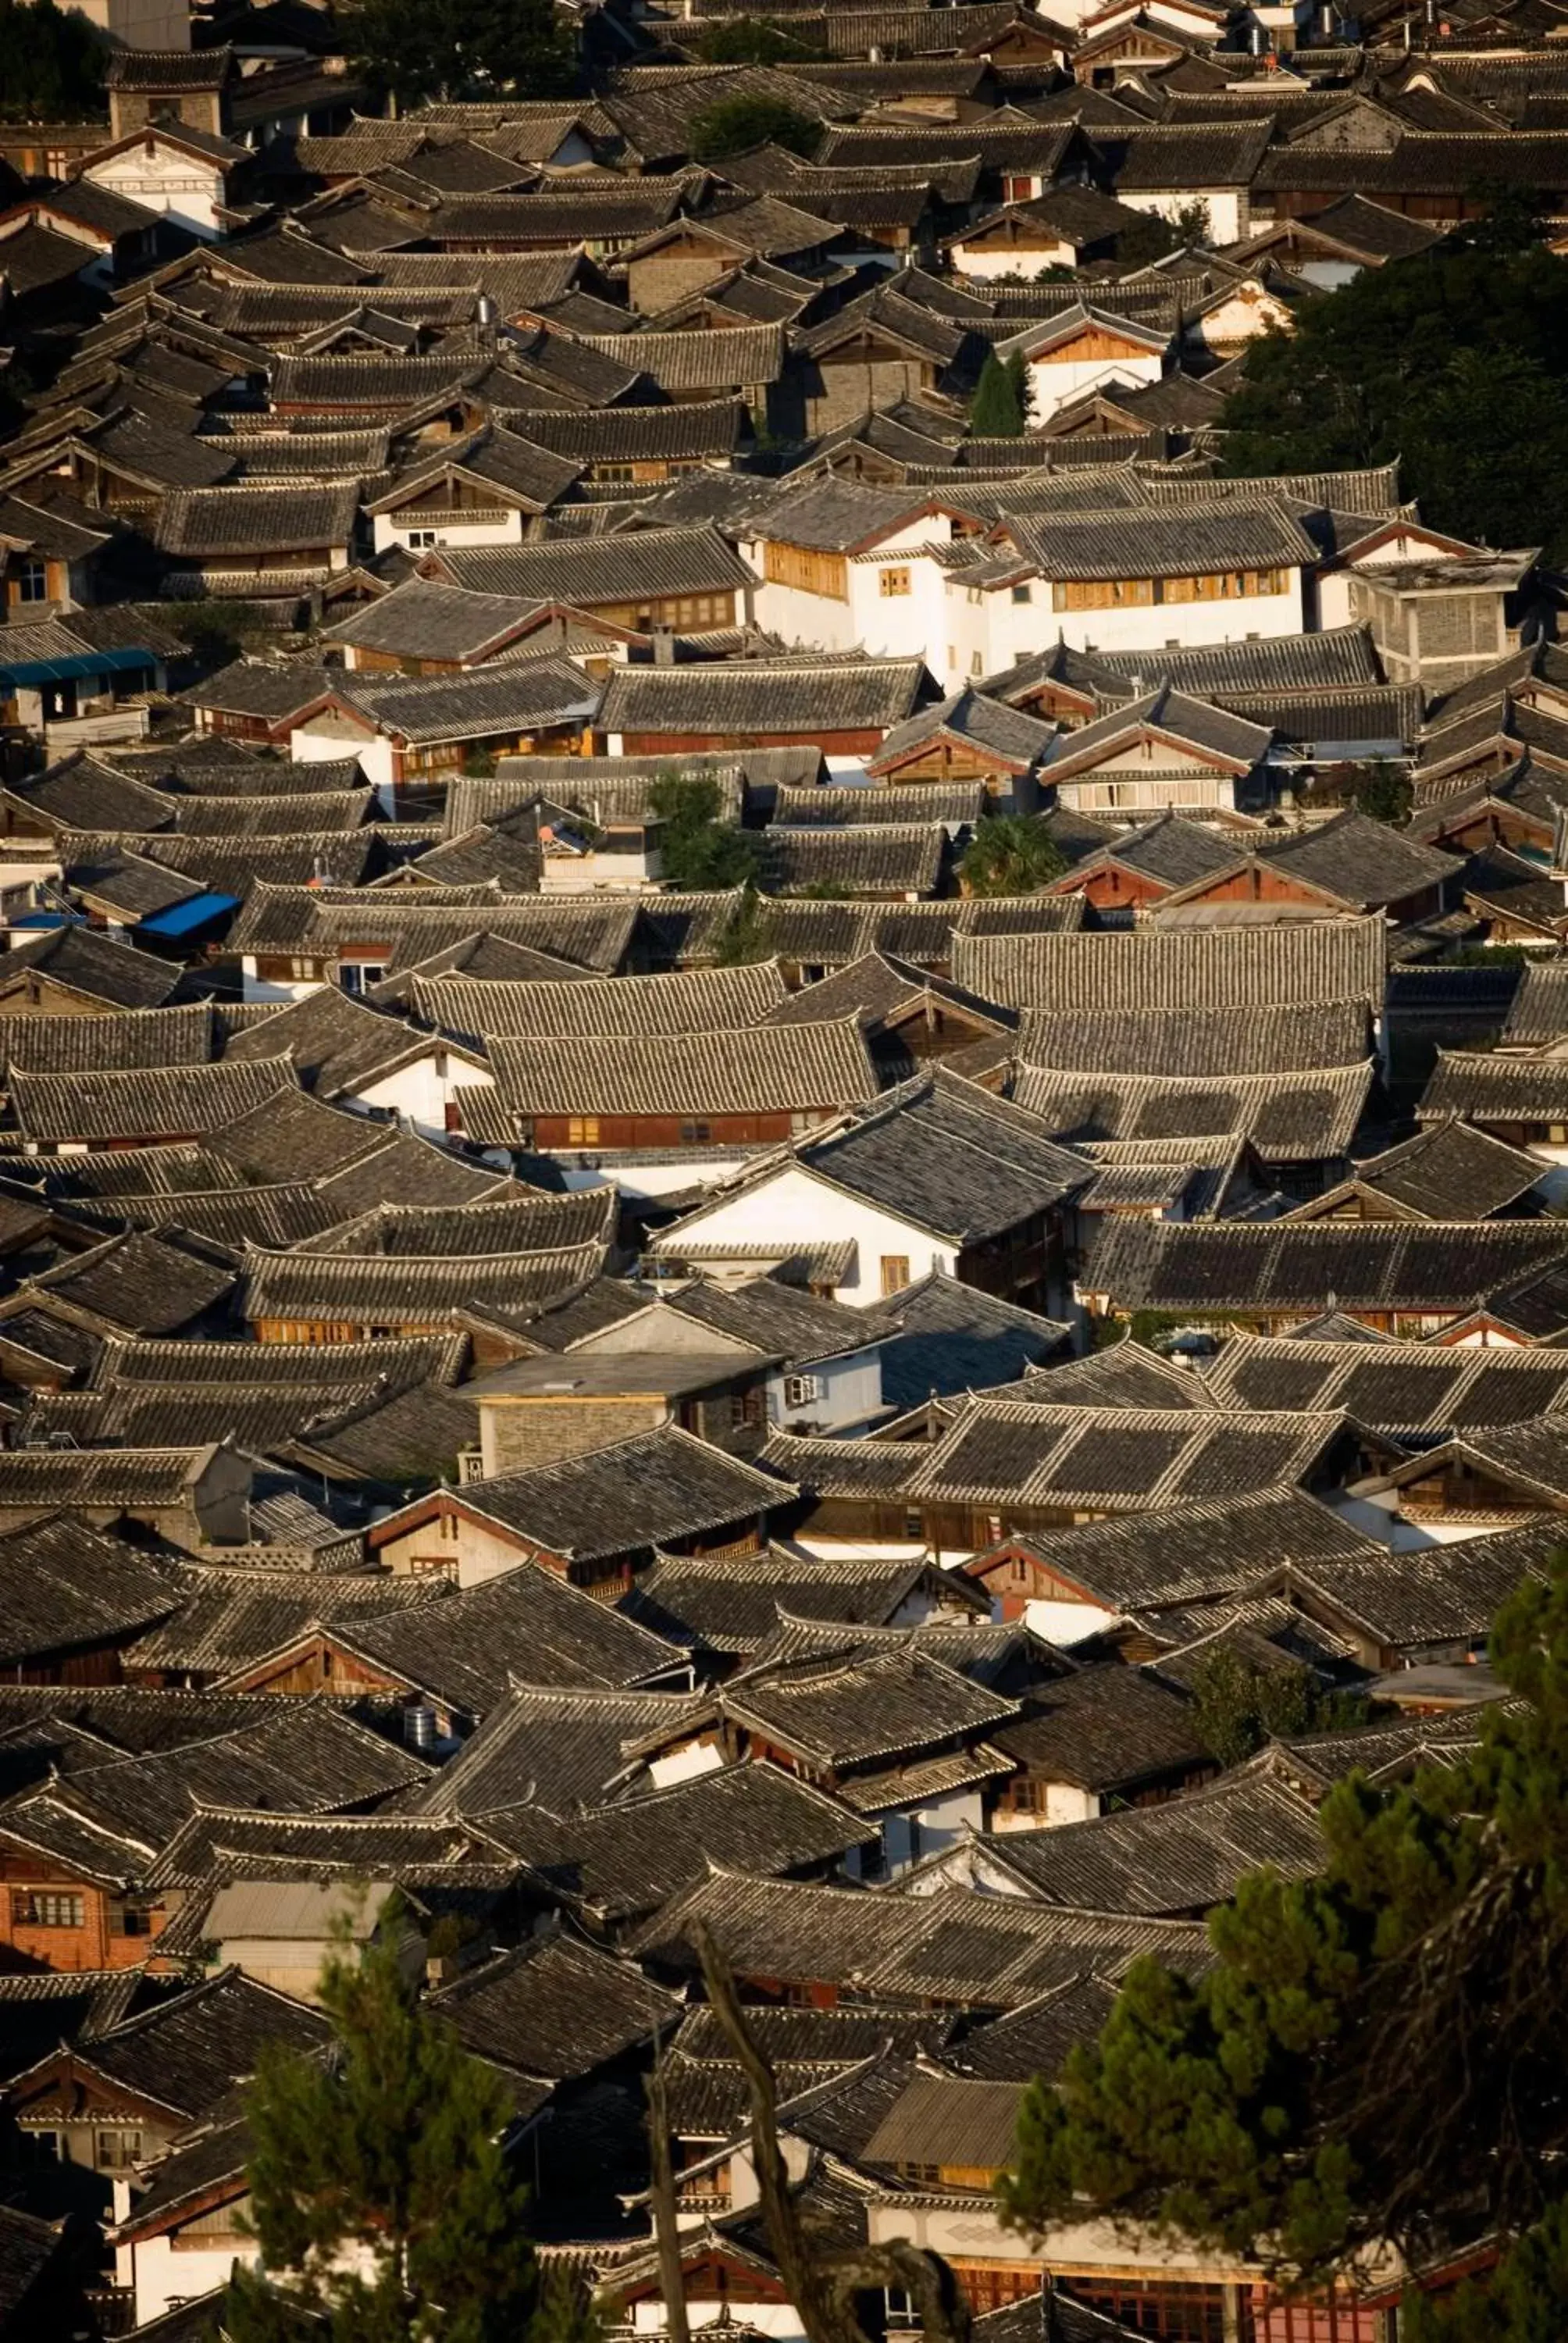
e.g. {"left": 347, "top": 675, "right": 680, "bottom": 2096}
{"left": 0, "top": 647, "right": 157, "bottom": 688}
{"left": 137, "top": 891, "right": 241, "bottom": 937}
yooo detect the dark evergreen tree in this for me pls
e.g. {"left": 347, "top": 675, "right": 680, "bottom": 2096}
{"left": 694, "top": 16, "right": 824, "bottom": 61}
{"left": 971, "top": 351, "right": 1026, "bottom": 437}
{"left": 0, "top": 0, "right": 107, "bottom": 123}
{"left": 1349, "top": 760, "right": 1414, "bottom": 826}
{"left": 715, "top": 884, "right": 776, "bottom": 965}
{"left": 1000, "top": 1556, "right": 1568, "bottom": 2333}
{"left": 339, "top": 0, "right": 576, "bottom": 106}
{"left": 1219, "top": 226, "right": 1568, "bottom": 559}
{"left": 223, "top": 1921, "right": 538, "bottom": 2343}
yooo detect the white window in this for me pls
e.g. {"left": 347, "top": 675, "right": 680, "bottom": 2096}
{"left": 405, "top": 529, "right": 437, "bottom": 549}
{"left": 13, "top": 1890, "right": 83, "bottom": 1928}
{"left": 16, "top": 560, "right": 48, "bottom": 603}
{"left": 783, "top": 1373, "right": 819, "bottom": 1408}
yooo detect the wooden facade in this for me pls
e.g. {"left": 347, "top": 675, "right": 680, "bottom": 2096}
{"left": 615, "top": 726, "right": 889, "bottom": 758}
{"left": 529, "top": 1109, "right": 827, "bottom": 1150}
{"left": 0, "top": 1842, "right": 162, "bottom": 1973}
{"left": 1048, "top": 858, "right": 1174, "bottom": 911}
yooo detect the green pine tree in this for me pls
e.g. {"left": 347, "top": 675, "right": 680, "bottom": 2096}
{"left": 999, "top": 1552, "right": 1568, "bottom": 2329}
{"left": 971, "top": 351, "right": 1026, "bottom": 438}
{"left": 223, "top": 1918, "right": 538, "bottom": 2343}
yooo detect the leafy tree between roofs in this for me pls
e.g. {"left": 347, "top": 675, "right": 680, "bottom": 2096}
{"left": 1217, "top": 194, "right": 1568, "bottom": 562}
{"left": 223, "top": 1913, "right": 597, "bottom": 2343}
{"left": 694, "top": 17, "right": 827, "bottom": 63}
{"left": 0, "top": 0, "right": 106, "bottom": 123}
{"left": 1349, "top": 758, "right": 1413, "bottom": 826}
{"left": 648, "top": 769, "right": 765, "bottom": 890}
{"left": 338, "top": 0, "right": 576, "bottom": 106}
{"left": 998, "top": 1553, "right": 1568, "bottom": 2339}
{"left": 688, "top": 95, "right": 821, "bottom": 165}
{"left": 959, "top": 816, "right": 1067, "bottom": 897}
{"left": 1188, "top": 1646, "right": 1367, "bottom": 1771}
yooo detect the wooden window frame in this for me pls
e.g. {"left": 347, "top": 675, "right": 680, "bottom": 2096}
{"left": 764, "top": 540, "right": 849, "bottom": 601}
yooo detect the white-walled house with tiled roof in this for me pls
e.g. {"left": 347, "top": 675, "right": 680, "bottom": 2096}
{"left": 995, "top": 303, "right": 1175, "bottom": 426}
{"left": 738, "top": 478, "right": 976, "bottom": 679}
{"left": 948, "top": 498, "right": 1317, "bottom": 669}
{"left": 651, "top": 1072, "right": 1092, "bottom": 1314}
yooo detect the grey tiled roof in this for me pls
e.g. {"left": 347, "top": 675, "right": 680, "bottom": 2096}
{"left": 903, "top": 1398, "right": 1356, "bottom": 1512}
{"left": 9, "top": 1055, "right": 298, "bottom": 1148}
{"left": 0, "top": 1514, "right": 181, "bottom": 1670}
{"left": 597, "top": 658, "right": 930, "bottom": 738}
{"left": 871, "top": 687, "right": 1057, "bottom": 776}
{"left": 773, "top": 784, "right": 986, "bottom": 827}
{"left": 580, "top": 324, "right": 786, "bottom": 392}
{"left": 1017, "top": 999, "right": 1371, "bottom": 1076}
{"left": 412, "top": 961, "right": 786, "bottom": 1041}
{"left": 1045, "top": 683, "right": 1272, "bottom": 775}
{"left": 1256, "top": 811, "right": 1463, "bottom": 911}
{"left": 333, "top": 658, "right": 597, "bottom": 746}
{"left": 1013, "top": 1061, "right": 1373, "bottom": 1161}
{"left": 761, "top": 823, "right": 949, "bottom": 897}
{"left": 156, "top": 483, "right": 361, "bottom": 558}
{"left": 496, "top": 400, "right": 745, "bottom": 463}
{"left": 1086, "top": 1217, "right": 1568, "bottom": 1317}
{"left": 1311, "top": 1122, "right": 1545, "bottom": 1221}
{"left": 1000, "top": 497, "right": 1318, "bottom": 583}
{"left": 1204, "top": 1332, "right": 1568, "bottom": 1437}
{"left": 119, "top": 1569, "right": 444, "bottom": 1678}
{"left": 223, "top": 983, "right": 465, "bottom": 1097}
{"left": 430, "top": 1931, "right": 678, "bottom": 2074}
{"left": 487, "top": 1018, "right": 879, "bottom": 1118}
{"left": 180, "top": 660, "right": 337, "bottom": 722}
{"left": 0, "top": 924, "right": 184, "bottom": 1011}
{"left": 365, "top": 423, "right": 579, "bottom": 517}
{"left": 420, "top": 524, "right": 753, "bottom": 604}
{"left": 757, "top": 1069, "right": 1092, "bottom": 1243}
{"left": 1421, "top": 1048, "right": 1568, "bottom": 1122}
{"left": 953, "top": 918, "right": 1388, "bottom": 1014}
{"left": 299, "top": 1188, "right": 611, "bottom": 1258}
{"left": 0, "top": 1004, "right": 215, "bottom": 1077}
{"left": 629, "top": 1871, "right": 1208, "bottom": 2003}
{"left": 416, "top": 1683, "right": 696, "bottom": 1817}
{"left": 487, "top": 1760, "right": 871, "bottom": 1923}
{"left": 977, "top": 1763, "right": 1321, "bottom": 1915}
{"left": 240, "top": 1239, "right": 607, "bottom": 1327}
